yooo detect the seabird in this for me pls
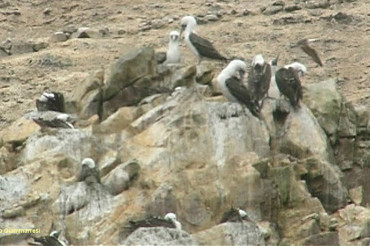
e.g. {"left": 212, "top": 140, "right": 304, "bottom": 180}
{"left": 78, "top": 158, "right": 100, "bottom": 184}
{"left": 180, "top": 15, "right": 227, "bottom": 63}
{"left": 164, "top": 30, "right": 181, "bottom": 64}
{"left": 126, "top": 212, "right": 182, "bottom": 234}
{"left": 31, "top": 111, "right": 75, "bottom": 129}
{"left": 220, "top": 208, "right": 250, "bottom": 223}
{"left": 36, "top": 91, "right": 65, "bottom": 113}
{"left": 217, "top": 59, "right": 259, "bottom": 117}
{"left": 248, "top": 54, "right": 272, "bottom": 105}
{"left": 30, "top": 230, "right": 66, "bottom": 246}
{"left": 275, "top": 62, "right": 306, "bottom": 108}
{"left": 296, "top": 38, "right": 323, "bottom": 67}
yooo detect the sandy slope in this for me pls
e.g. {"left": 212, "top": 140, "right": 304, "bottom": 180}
{"left": 0, "top": 0, "right": 369, "bottom": 128}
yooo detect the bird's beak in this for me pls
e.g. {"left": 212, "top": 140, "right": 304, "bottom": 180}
{"left": 239, "top": 70, "right": 245, "bottom": 79}
{"left": 307, "top": 38, "right": 319, "bottom": 43}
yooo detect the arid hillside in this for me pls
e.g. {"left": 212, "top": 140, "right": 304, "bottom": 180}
{"left": 0, "top": 0, "right": 369, "bottom": 128}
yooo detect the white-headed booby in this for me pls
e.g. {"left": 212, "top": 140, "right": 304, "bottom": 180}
{"left": 36, "top": 91, "right": 65, "bottom": 113}
{"left": 31, "top": 111, "right": 75, "bottom": 129}
{"left": 78, "top": 158, "right": 100, "bottom": 184}
{"left": 275, "top": 62, "right": 306, "bottom": 108}
{"left": 248, "top": 54, "right": 272, "bottom": 105}
{"left": 30, "top": 230, "right": 67, "bottom": 246}
{"left": 164, "top": 30, "right": 181, "bottom": 64}
{"left": 180, "top": 16, "right": 227, "bottom": 63}
{"left": 217, "top": 59, "right": 259, "bottom": 117}
{"left": 220, "top": 207, "right": 250, "bottom": 223}
{"left": 296, "top": 38, "right": 323, "bottom": 67}
{"left": 126, "top": 212, "right": 182, "bottom": 234}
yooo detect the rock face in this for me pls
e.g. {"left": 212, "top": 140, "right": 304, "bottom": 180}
{"left": 123, "top": 228, "right": 198, "bottom": 246}
{"left": 1, "top": 45, "right": 369, "bottom": 246}
{"left": 194, "top": 222, "right": 265, "bottom": 245}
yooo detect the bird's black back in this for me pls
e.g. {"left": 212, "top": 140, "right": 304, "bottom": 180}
{"left": 189, "top": 32, "right": 227, "bottom": 60}
{"left": 225, "top": 76, "right": 260, "bottom": 117}
{"left": 248, "top": 62, "right": 272, "bottom": 102}
{"left": 275, "top": 67, "right": 302, "bottom": 108}
{"left": 220, "top": 208, "right": 243, "bottom": 223}
{"left": 32, "top": 235, "right": 63, "bottom": 246}
{"left": 36, "top": 92, "right": 65, "bottom": 113}
{"left": 127, "top": 216, "right": 175, "bottom": 233}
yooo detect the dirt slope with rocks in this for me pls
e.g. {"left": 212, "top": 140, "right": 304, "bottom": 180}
{"left": 0, "top": 0, "right": 369, "bottom": 129}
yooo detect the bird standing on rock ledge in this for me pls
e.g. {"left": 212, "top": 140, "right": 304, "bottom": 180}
{"left": 217, "top": 59, "right": 260, "bottom": 117}
{"left": 275, "top": 62, "right": 306, "bottom": 109}
{"left": 180, "top": 15, "right": 227, "bottom": 64}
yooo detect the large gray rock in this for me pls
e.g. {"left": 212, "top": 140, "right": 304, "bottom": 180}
{"left": 194, "top": 222, "right": 265, "bottom": 245}
{"left": 303, "top": 79, "right": 342, "bottom": 142}
{"left": 69, "top": 70, "right": 104, "bottom": 119}
{"left": 123, "top": 227, "right": 198, "bottom": 246}
{"left": 103, "top": 46, "right": 157, "bottom": 103}
{"left": 276, "top": 103, "right": 334, "bottom": 162}
{"left": 303, "top": 158, "right": 348, "bottom": 213}
{"left": 20, "top": 129, "right": 97, "bottom": 163}
{"left": 103, "top": 160, "right": 140, "bottom": 195}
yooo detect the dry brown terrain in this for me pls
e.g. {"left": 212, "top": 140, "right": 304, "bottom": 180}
{"left": 0, "top": 0, "right": 369, "bottom": 129}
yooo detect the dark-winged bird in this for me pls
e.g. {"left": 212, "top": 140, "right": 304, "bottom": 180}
{"left": 217, "top": 59, "right": 260, "bottom": 117}
{"left": 36, "top": 91, "right": 65, "bottom": 113}
{"left": 220, "top": 208, "right": 250, "bottom": 223}
{"left": 275, "top": 62, "right": 307, "bottom": 108}
{"left": 296, "top": 38, "right": 323, "bottom": 67}
{"left": 248, "top": 54, "right": 272, "bottom": 106}
{"left": 180, "top": 16, "right": 227, "bottom": 63}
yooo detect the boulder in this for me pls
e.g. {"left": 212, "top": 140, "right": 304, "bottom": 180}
{"left": 194, "top": 222, "right": 265, "bottom": 245}
{"left": 303, "top": 79, "right": 342, "bottom": 143}
{"left": 0, "top": 116, "right": 39, "bottom": 146}
{"left": 303, "top": 158, "right": 348, "bottom": 213}
{"left": 20, "top": 129, "right": 97, "bottom": 163}
{"left": 69, "top": 70, "right": 104, "bottom": 119}
{"left": 123, "top": 227, "right": 198, "bottom": 246}
{"left": 276, "top": 103, "right": 334, "bottom": 162}
{"left": 102, "top": 47, "right": 167, "bottom": 119}
{"left": 103, "top": 160, "right": 140, "bottom": 195}
{"left": 103, "top": 47, "right": 157, "bottom": 101}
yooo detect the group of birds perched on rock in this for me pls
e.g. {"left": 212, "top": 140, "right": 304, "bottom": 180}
{"left": 26, "top": 15, "right": 324, "bottom": 246}
{"left": 162, "top": 15, "right": 324, "bottom": 117}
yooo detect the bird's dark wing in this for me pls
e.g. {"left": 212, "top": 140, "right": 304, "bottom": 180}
{"left": 301, "top": 45, "right": 323, "bottom": 67}
{"left": 33, "top": 118, "right": 73, "bottom": 129}
{"left": 275, "top": 68, "right": 302, "bottom": 107}
{"left": 127, "top": 217, "right": 175, "bottom": 233}
{"left": 36, "top": 92, "right": 65, "bottom": 113}
{"left": 248, "top": 63, "right": 272, "bottom": 102}
{"left": 189, "top": 32, "right": 226, "bottom": 60}
{"left": 32, "top": 236, "right": 63, "bottom": 246}
{"left": 225, "top": 77, "right": 260, "bottom": 117}
{"left": 220, "top": 208, "right": 241, "bottom": 223}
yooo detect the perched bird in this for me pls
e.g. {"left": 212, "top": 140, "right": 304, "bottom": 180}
{"left": 296, "top": 38, "right": 323, "bottom": 67}
{"left": 164, "top": 30, "right": 181, "bottom": 64}
{"left": 31, "top": 111, "right": 75, "bottom": 129}
{"left": 180, "top": 15, "right": 227, "bottom": 63}
{"left": 78, "top": 158, "right": 100, "bottom": 184}
{"left": 217, "top": 59, "right": 259, "bottom": 117}
{"left": 30, "top": 230, "right": 66, "bottom": 246}
{"left": 36, "top": 91, "right": 65, "bottom": 113}
{"left": 275, "top": 62, "right": 306, "bottom": 108}
{"left": 248, "top": 54, "right": 272, "bottom": 106}
{"left": 220, "top": 208, "right": 250, "bottom": 223}
{"left": 126, "top": 212, "right": 182, "bottom": 234}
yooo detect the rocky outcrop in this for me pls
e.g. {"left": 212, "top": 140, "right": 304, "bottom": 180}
{"left": 1, "top": 45, "right": 369, "bottom": 246}
{"left": 123, "top": 228, "right": 198, "bottom": 246}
